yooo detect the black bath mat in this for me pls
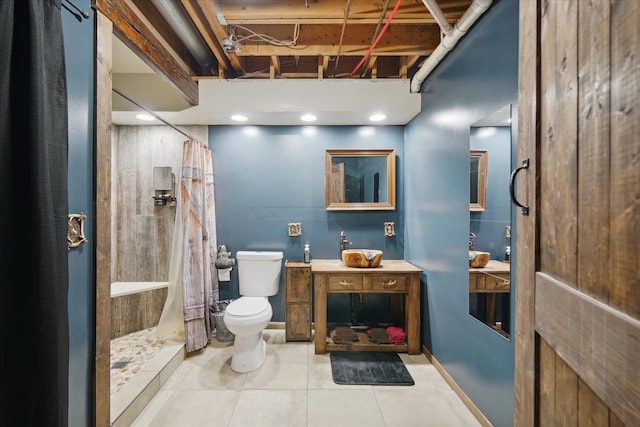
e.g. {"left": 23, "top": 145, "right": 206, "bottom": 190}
{"left": 330, "top": 352, "right": 414, "bottom": 386}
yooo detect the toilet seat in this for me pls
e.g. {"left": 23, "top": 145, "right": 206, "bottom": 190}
{"left": 225, "top": 297, "right": 270, "bottom": 318}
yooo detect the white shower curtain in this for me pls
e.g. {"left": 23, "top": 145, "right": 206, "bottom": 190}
{"left": 156, "top": 140, "right": 219, "bottom": 352}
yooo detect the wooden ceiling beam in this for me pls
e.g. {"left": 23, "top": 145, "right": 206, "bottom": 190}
{"left": 319, "top": 55, "right": 329, "bottom": 79}
{"left": 218, "top": 0, "right": 471, "bottom": 25}
{"left": 399, "top": 56, "right": 408, "bottom": 78}
{"left": 238, "top": 44, "right": 436, "bottom": 57}
{"left": 224, "top": 17, "right": 440, "bottom": 25}
{"left": 362, "top": 55, "right": 379, "bottom": 78}
{"left": 406, "top": 55, "right": 421, "bottom": 69}
{"left": 181, "top": 0, "right": 245, "bottom": 78}
{"left": 270, "top": 56, "right": 280, "bottom": 79}
{"left": 228, "top": 23, "right": 440, "bottom": 56}
{"left": 130, "top": 0, "right": 207, "bottom": 75}
{"left": 93, "top": 0, "right": 198, "bottom": 105}
{"left": 280, "top": 72, "right": 328, "bottom": 78}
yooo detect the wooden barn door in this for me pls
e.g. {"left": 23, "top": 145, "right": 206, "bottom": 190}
{"left": 515, "top": 1, "right": 639, "bottom": 426}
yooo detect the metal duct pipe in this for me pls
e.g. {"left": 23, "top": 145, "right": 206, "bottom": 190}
{"left": 410, "top": 0, "right": 493, "bottom": 93}
{"left": 150, "top": 0, "right": 214, "bottom": 71}
{"left": 421, "top": 0, "right": 453, "bottom": 36}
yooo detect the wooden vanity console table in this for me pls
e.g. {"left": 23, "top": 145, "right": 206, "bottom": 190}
{"left": 469, "top": 260, "right": 510, "bottom": 329}
{"left": 312, "top": 259, "right": 422, "bottom": 355}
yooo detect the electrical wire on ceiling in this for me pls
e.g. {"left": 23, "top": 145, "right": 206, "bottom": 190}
{"left": 348, "top": 0, "right": 403, "bottom": 78}
{"left": 230, "top": 24, "right": 300, "bottom": 47}
{"left": 359, "top": 0, "right": 392, "bottom": 78}
{"left": 234, "top": 57, "right": 300, "bottom": 79}
{"left": 332, "top": 0, "right": 351, "bottom": 77}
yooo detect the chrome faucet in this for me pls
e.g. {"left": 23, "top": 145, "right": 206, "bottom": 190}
{"left": 339, "top": 231, "right": 352, "bottom": 256}
{"left": 469, "top": 232, "right": 477, "bottom": 250}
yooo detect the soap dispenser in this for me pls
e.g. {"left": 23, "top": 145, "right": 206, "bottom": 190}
{"left": 304, "top": 243, "right": 311, "bottom": 263}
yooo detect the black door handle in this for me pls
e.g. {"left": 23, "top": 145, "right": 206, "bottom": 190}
{"left": 509, "top": 158, "right": 529, "bottom": 216}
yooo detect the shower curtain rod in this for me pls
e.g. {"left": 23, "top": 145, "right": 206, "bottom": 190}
{"left": 112, "top": 87, "right": 196, "bottom": 141}
{"left": 62, "top": 0, "right": 90, "bottom": 22}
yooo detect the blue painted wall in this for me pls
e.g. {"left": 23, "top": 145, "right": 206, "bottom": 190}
{"left": 62, "top": 2, "right": 94, "bottom": 426}
{"left": 404, "top": 0, "right": 518, "bottom": 426}
{"left": 57, "top": 1, "right": 518, "bottom": 424}
{"left": 209, "top": 125, "right": 404, "bottom": 323}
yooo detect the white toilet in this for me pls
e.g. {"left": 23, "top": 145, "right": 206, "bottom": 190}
{"left": 223, "top": 250, "right": 283, "bottom": 373}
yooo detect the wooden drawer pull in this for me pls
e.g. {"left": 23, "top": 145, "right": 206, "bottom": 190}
{"left": 382, "top": 280, "right": 397, "bottom": 288}
{"left": 338, "top": 280, "right": 354, "bottom": 288}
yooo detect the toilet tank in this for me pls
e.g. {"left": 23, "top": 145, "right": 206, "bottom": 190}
{"left": 236, "top": 251, "right": 284, "bottom": 296}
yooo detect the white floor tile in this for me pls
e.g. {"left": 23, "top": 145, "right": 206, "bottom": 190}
{"left": 228, "top": 389, "right": 307, "bottom": 427}
{"left": 126, "top": 330, "right": 486, "bottom": 427}
{"left": 131, "top": 389, "right": 240, "bottom": 427}
{"left": 308, "top": 389, "right": 385, "bottom": 427}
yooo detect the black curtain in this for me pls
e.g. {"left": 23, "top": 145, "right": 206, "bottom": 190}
{"left": 0, "top": 1, "right": 70, "bottom": 425}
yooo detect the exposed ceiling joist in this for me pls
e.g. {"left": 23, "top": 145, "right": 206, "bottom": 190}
{"left": 94, "top": 0, "right": 199, "bottom": 106}
{"left": 217, "top": 0, "right": 460, "bottom": 24}
{"left": 180, "top": 0, "right": 244, "bottom": 78}
{"left": 106, "top": 0, "right": 487, "bottom": 124}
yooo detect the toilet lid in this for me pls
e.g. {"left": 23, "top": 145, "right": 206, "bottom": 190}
{"left": 226, "top": 297, "right": 269, "bottom": 317}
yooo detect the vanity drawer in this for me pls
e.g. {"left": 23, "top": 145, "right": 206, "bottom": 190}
{"left": 470, "top": 273, "right": 510, "bottom": 291}
{"left": 469, "top": 275, "right": 478, "bottom": 290}
{"left": 328, "top": 274, "right": 363, "bottom": 291}
{"left": 370, "top": 275, "right": 406, "bottom": 292}
{"left": 484, "top": 274, "right": 510, "bottom": 291}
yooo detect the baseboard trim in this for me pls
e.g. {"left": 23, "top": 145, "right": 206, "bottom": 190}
{"left": 422, "top": 345, "right": 493, "bottom": 427}
{"left": 266, "top": 321, "right": 285, "bottom": 329}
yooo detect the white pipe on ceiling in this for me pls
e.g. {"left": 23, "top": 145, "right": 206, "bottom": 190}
{"left": 410, "top": 0, "right": 493, "bottom": 93}
{"left": 421, "top": 0, "right": 453, "bottom": 36}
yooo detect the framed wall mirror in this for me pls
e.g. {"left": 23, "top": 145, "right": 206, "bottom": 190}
{"left": 468, "top": 104, "right": 512, "bottom": 339}
{"left": 325, "top": 149, "right": 396, "bottom": 211}
{"left": 470, "top": 150, "right": 488, "bottom": 211}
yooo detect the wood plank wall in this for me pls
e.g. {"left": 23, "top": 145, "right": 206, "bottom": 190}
{"left": 95, "top": 13, "right": 113, "bottom": 427}
{"left": 111, "top": 125, "right": 208, "bottom": 282}
{"left": 533, "top": 0, "right": 639, "bottom": 425}
{"left": 111, "top": 287, "right": 168, "bottom": 339}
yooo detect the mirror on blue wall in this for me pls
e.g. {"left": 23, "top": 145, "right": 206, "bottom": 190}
{"left": 468, "top": 105, "right": 512, "bottom": 339}
{"left": 325, "top": 149, "right": 396, "bottom": 211}
{"left": 470, "top": 149, "right": 488, "bottom": 211}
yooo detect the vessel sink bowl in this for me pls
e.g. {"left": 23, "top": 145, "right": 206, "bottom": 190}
{"left": 342, "top": 249, "right": 383, "bottom": 268}
{"left": 469, "top": 250, "right": 490, "bottom": 268}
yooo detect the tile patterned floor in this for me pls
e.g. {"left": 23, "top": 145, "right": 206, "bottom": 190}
{"left": 110, "top": 327, "right": 166, "bottom": 396}
{"left": 130, "top": 330, "right": 481, "bottom": 427}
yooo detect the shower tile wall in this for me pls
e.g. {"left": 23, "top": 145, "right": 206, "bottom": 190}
{"left": 111, "top": 125, "right": 208, "bottom": 282}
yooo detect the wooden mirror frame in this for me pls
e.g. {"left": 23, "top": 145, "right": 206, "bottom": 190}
{"left": 470, "top": 149, "right": 488, "bottom": 212}
{"left": 325, "top": 149, "right": 396, "bottom": 211}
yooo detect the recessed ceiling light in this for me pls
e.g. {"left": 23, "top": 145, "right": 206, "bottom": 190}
{"left": 231, "top": 114, "right": 248, "bottom": 122}
{"left": 369, "top": 113, "right": 386, "bottom": 122}
{"left": 300, "top": 113, "right": 317, "bottom": 122}
{"left": 136, "top": 113, "right": 155, "bottom": 121}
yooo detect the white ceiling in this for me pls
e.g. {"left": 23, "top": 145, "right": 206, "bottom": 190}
{"left": 111, "top": 36, "right": 422, "bottom": 126}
